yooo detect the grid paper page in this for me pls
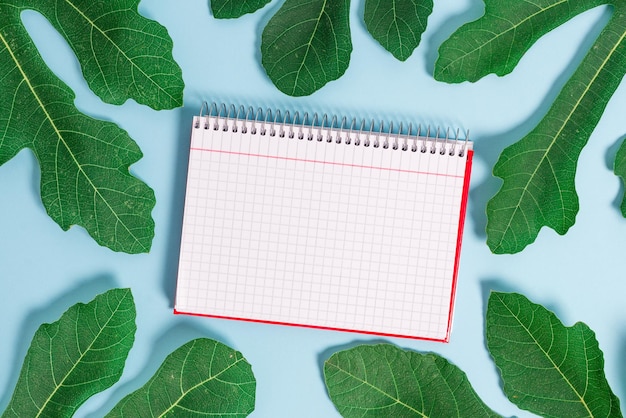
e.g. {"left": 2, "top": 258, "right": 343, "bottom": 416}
{"left": 175, "top": 115, "right": 472, "bottom": 341}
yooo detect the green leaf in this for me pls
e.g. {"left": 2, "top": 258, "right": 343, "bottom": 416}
{"left": 324, "top": 344, "right": 501, "bottom": 418}
{"left": 486, "top": 292, "right": 622, "bottom": 418}
{"left": 434, "top": 0, "right": 605, "bottom": 83}
{"left": 261, "top": 0, "right": 352, "bottom": 96}
{"left": 613, "top": 137, "right": 626, "bottom": 216}
{"left": 25, "top": 0, "right": 184, "bottom": 109}
{"left": 0, "top": 1, "right": 166, "bottom": 253}
{"left": 105, "top": 338, "right": 256, "bottom": 418}
{"left": 485, "top": 8, "right": 626, "bottom": 253}
{"left": 364, "top": 0, "right": 433, "bottom": 61}
{"left": 435, "top": 0, "right": 626, "bottom": 253}
{"left": 1, "top": 289, "right": 136, "bottom": 418}
{"left": 211, "top": 0, "right": 272, "bottom": 19}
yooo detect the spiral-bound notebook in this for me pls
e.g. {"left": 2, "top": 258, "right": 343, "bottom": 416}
{"left": 174, "top": 103, "right": 473, "bottom": 341}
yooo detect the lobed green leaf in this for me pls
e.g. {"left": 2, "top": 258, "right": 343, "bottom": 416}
{"left": 486, "top": 292, "right": 622, "bottom": 417}
{"left": 485, "top": 7, "right": 626, "bottom": 253}
{"left": 1, "top": 289, "right": 136, "bottom": 418}
{"left": 0, "top": 1, "right": 163, "bottom": 253}
{"left": 261, "top": 0, "right": 352, "bottom": 96}
{"left": 24, "top": 0, "right": 184, "bottom": 110}
{"left": 364, "top": 0, "right": 433, "bottom": 61}
{"left": 211, "top": 0, "right": 271, "bottom": 19}
{"left": 435, "top": 0, "right": 605, "bottom": 83}
{"left": 106, "top": 338, "right": 256, "bottom": 418}
{"left": 324, "top": 344, "right": 501, "bottom": 418}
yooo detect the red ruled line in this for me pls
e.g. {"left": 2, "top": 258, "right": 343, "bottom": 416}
{"left": 190, "top": 147, "right": 467, "bottom": 178}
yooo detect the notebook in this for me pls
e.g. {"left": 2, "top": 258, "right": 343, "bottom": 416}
{"left": 174, "top": 102, "right": 473, "bottom": 341}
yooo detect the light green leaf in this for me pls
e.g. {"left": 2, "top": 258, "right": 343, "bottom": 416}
{"left": 485, "top": 7, "right": 626, "bottom": 253}
{"left": 261, "top": 0, "right": 352, "bottom": 96}
{"left": 105, "top": 338, "right": 256, "bottom": 418}
{"left": 1, "top": 289, "right": 136, "bottom": 418}
{"left": 324, "top": 344, "right": 501, "bottom": 418}
{"left": 487, "top": 292, "right": 622, "bottom": 418}
{"left": 613, "top": 137, "right": 626, "bottom": 216}
{"left": 364, "top": 0, "right": 433, "bottom": 61}
{"left": 211, "top": 0, "right": 271, "bottom": 19}
{"left": 434, "top": 0, "right": 605, "bottom": 83}
{"left": 0, "top": 1, "right": 167, "bottom": 253}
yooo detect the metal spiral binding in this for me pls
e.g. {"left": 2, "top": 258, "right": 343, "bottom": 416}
{"left": 195, "top": 101, "right": 469, "bottom": 157}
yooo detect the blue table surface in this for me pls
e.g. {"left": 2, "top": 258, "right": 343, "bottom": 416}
{"left": 1, "top": 1, "right": 625, "bottom": 417}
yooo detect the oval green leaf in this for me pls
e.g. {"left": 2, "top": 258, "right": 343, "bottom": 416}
{"left": 1, "top": 289, "right": 136, "bottom": 418}
{"left": 105, "top": 338, "right": 256, "bottom": 418}
{"left": 211, "top": 0, "right": 271, "bottom": 19}
{"left": 324, "top": 344, "right": 501, "bottom": 418}
{"left": 364, "top": 0, "right": 433, "bottom": 61}
{"left": 486, "top": 292, "right": 622, "bottom": 418}
{"left": 261, "top": 0, "right": 352, "bottom": 96}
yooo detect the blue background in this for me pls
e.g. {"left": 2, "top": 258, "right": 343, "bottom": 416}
{"left": 1, "top": 1, "right": 625, "bottom": 417}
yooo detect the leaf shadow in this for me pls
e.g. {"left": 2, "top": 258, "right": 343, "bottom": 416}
{"left": 605, "top": 135, "right": 626, "bottom": 213}
{"left": 0, "top": 274, "right": 117, "bottom": 409}
{"left": 618, "top": 332, "right": 626, "bottom": 405}
{"left": 87, "top": 321, "right": 228, "bottom": 418}
{"left": 160, "top": 104, "right": 197, "bottom": 308}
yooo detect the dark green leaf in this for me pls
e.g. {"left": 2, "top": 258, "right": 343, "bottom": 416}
{"left": 261, "top": 0, "right": 352, "bottom": 96}
{"left": 105, "top": 338, "right": 256, "bottom": 418}
{"left": 434, "top": 0, "right": 604, "bottom": 83}
{"left": 364, "top": 0, "right": 433, "bottom": 61}
{"left": 487, "top": 292, "right": 622, "bottom": 418}
{"left": 0, "top": 1, "right": 164, "bottom": 253}
{"left": 485, "top": 8, "right": 626, "bottom": 253}
{"left": 211, "top": 0, "right": 271, "bottom": 19}
{"left": 324, "top": 344, "right": 501, "bottom": 418}
{"left": 25, "top": 0, "right": 184, "bottom": 109}
{"left": 1, "top": 289, "right": 136, "bottom": 418}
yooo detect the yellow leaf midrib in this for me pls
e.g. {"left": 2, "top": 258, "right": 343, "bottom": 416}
{"left": 0, "top": 25, "right": 144, "bottom": 249}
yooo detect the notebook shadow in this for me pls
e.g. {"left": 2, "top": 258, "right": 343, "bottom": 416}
{"left": 87, "top": 321, "right": 228, "bottom": 418}
{"left": 160, "top": 104, "right": 198, "bottom": 308}
{"left": 0, "top": 274, "right": 117, "bottom": 409}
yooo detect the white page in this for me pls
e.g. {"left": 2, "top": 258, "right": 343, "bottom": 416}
{"left": 175, "top": 114, "right": 472, "bottom": 341}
